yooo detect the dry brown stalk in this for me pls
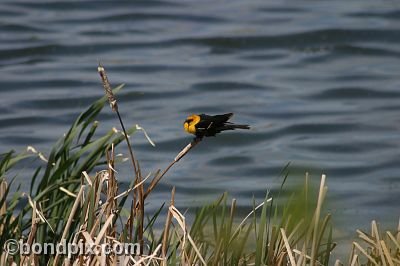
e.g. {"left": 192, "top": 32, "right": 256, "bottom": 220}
{"left": 53, "top": 185, "right": 85, "bottom": 265}
{"left": 21, "top": 201, "right": 39, "bottom": 266}
{"left": 162, "top": 187, "right": 176, "bottom": 263}
{"left": 106, "top": 145, "right": 118, "bottom": 241}
{"left": 0, "top": 180, "right": 7, "bottom": 235}
{"left": 137, "top": 170, "right": 145, "bottom": 255}
{"left": 144, "top": 137, "right": 202, "bottom": 200}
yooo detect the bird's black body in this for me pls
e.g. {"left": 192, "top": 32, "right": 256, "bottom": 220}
{"left": 194, "top": 113, "right": 250, "bottom": 138}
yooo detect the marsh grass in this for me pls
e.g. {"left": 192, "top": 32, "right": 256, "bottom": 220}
{"left": 0, "top": 67, "right": 399, "bottom": 265}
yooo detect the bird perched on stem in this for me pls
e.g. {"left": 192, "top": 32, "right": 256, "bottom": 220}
{"left": 184, "top": 113, "right": 250, "bottom": 139}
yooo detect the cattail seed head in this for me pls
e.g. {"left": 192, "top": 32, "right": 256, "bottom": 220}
{"left": 98, "top": 63, "right": 118, "bottom": 112}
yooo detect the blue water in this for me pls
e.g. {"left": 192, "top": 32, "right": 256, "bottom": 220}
{"left": 1, "top": 0, "right": 400, "bottom": 259}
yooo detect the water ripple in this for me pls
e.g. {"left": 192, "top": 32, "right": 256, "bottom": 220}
{"left": 191, "top": 81, "right": 264, "bottom": 91}
{"left": 310, "top": 87, "right": 400, "bottom": 100}
{"left": 348, "top": 10, "right": 400, "bottom": 20}
{"left": 179, "top": 29, "right": 400, "bottom": 51}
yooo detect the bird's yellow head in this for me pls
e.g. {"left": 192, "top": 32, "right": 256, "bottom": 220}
{"left": 183, "top": 114, "right": 201, "bottom": 135}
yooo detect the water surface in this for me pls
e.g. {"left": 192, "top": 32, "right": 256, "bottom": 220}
{"left": 1, "top": 0, "right": 400, "bottom": 259}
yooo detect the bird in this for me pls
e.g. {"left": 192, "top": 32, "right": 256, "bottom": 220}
{"left": 183, "top": 113, "right": 250, "bottom": 139}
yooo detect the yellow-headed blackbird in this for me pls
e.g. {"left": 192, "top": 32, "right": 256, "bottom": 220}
{"left": 184, "top": 113, "right": 250, "bottom": 138}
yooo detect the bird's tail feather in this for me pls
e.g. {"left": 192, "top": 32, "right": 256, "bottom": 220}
{"left": 221, "top": 124, "right": 250, "bottom": 131}
{"left": 233, "top": 124, "right": 250, "bottom": 129}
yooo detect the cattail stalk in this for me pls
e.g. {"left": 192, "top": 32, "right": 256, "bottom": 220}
{"left": 97, "top": 64, "right": 140, "bottom": 183}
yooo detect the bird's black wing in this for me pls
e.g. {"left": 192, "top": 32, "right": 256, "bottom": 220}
{"left": 199, "top": 113, "right": 232, "bottom": 124}
{"left": 195, "top": 113, "right": 234, "bottom": 137}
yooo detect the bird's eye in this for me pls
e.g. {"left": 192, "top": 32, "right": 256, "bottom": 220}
{"left": 185, "top": 119, "right": 193, "bottom": 123}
